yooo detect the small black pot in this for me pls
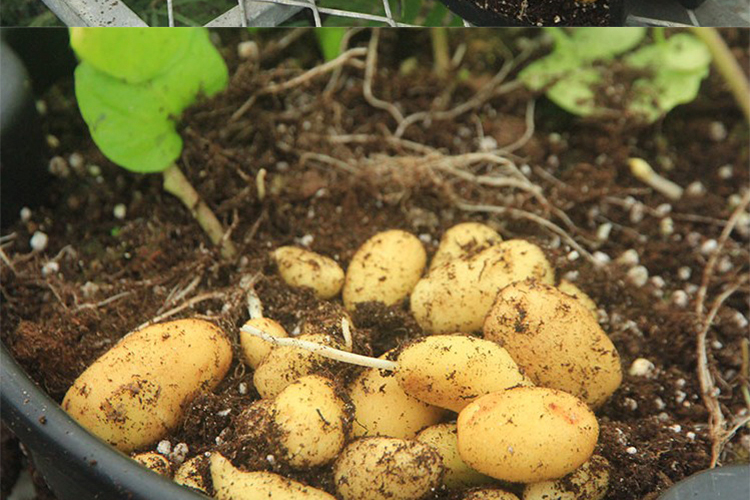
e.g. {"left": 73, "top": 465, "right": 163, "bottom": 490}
{"left": 677, "top": 0, "right": 707, "bottom": 9}
{"left": 439, "top": 0, "right": 625, "bottom": 26}
{"left": 0, "top": 344, "right": 207, "bottom": 500}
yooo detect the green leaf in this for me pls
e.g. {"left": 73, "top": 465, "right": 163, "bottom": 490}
{"left": 545, "top": 68, "right": 602, "bottom": 116}
{"left": 570, "top": 28, "right": 647, "bottom": 63}
{"left": 518, "top": 51, "right": 578, "bottom": 91}
{"left": 315, "top": 28, "right": 347, "bottom": 62}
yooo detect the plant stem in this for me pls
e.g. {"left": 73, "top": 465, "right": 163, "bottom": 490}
{"left": 162, "top": 164, "right": 237, "bottom": 259}
{"left": 431, "top": 28, "right": 451, "bottom": 79}
{"left": 689, "top": 28, "right": 750, "bottom": 123}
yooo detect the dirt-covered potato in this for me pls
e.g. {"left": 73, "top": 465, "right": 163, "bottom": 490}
{"left": 523, "top": 455, "right": 610, "bottom": 500}
{"left": 253, "top": 333, "right": 346, "bottom": 399}
{"left": 174, "top": 456, "right": 208, "bottom": 493}
{"left": 483, "top": 282, "right": 622, "bottom": 407}
{"left": 462, "top": 490, "right": 520, "bottom": 500}
{"left": 273, "top": 246, "right": 345, "bottom": 299}
{"left": 343, "top": 230, "right": 426, "bottom": 310}
{"left": 411, "top": 240, "right": 554, "bottom": 334}
{"left": 557, "top": 279, "right": 598, "bottom": 318}
{"left": 430, "top": 222, "right": 502, "bottom": 271}
{"left": 457, "top": 387, "right": 599, "bottom": 483}
{"left": 416, "top": 423, "right": 494, "bottom": 489}
{"left": 62, "top": 319, "right": 232, "bottom": 452}
{"left": 349, "top": 352, "right": 445, "bottom": 439}
{"left": 333, "top": 437, "right": 444, "bottom": 500}
{"left": 211, "top": 453, "right": 335, "bottom": 500}
{"left": 240, "top": 317, "right": 288, "bottom": 369}
{"left": 131, "top": 451, "right": 171, "bottom": 476}
{"left": 396, "top": 335, "right": 531, "bottom": 412}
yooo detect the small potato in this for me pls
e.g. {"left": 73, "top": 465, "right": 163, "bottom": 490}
{"left": 334, "top": 437, "right": 444, "bottom": 500}
{"left": 174, "top": 456, "right": 208, "bottom": 493}
{"left": 416, "top": 423, "right": 494, "bottom": 489}
{"left": 240, "top": 317, "right": 288, "bottom": 369}
{"left": 430, "top": 222, "right": 502, "bottom": 270}
{"left": 483, "top": 282, "right": 622, "bottom": 408}
{"left": 457, "top": 387, "right": 599, "bottom": 483}
{"left": 349, "top": 353, "right": 445, "bottom": 439}
{"left": 343, "top": 230, "right": 426, "bottom": 310}
{"left": 463, "top": 490, "right": 520, "bottom": 500}
{"left": 411, "top": 240, "right": 554, "bottom": 334}
{"left": 131, "top": 452, "right": 171, "bottom": 476}
{"left": 253, "top": 333, "right": 345, "bottom": 399}
{"left": 211, "top": 453, "right": 335, "bottom": 500}
{"left": 557, "top": 279, "right": 598, "bottom": 319}
{"left": 62, "top": 319, "right": 232, "bottom": 452}
{"left": 523, "top": 455, "right": 610, "bottom": 500}
{"left": 273, "top": 246, "right": 345, "bottom": 299}
{"left": 396, "top": 335, "right": 531, "bottom": 412}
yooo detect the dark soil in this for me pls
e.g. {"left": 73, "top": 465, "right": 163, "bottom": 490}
{"left": 1, "top": 29, "right": 749, "bottom": 500}
{"left": 455, "top": 0, "right": 617, "bottom": 26}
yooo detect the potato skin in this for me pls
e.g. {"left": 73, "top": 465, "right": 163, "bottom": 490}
{"left": 483, "top": 282, "right": 622, "bottom": 408}
{"left": 273, "top": 246, "right": 345, "bottom": 299}
{"left": 523, "top": 455, "right": 610, "bottom": 500}
{"left": 463, "top": 490, "right": 520, "bottom": 500}
{"left": 211, "top": 453, "right": 335, "bottom": 500}
{"left": 240, "top": 317, "right": 288, "bottom": 369}
{"left": 62, "top": 319, "right": 232, "bottom": 452}
{"left": 557, "top": 279, "right": 598, "bottom": 319}
{"left": 430, "top": 222, "right": 502, "bottom": 270}
{"left": 131, "top": 452, "right": 171, "bottom": 476}
{"left": 349, "top": 354, "right": 445, "bottom": 439}
{"left": 396, "top": 335, "right": 530, "bottom": 412}
{"left": 343, "top": 230, "right": 426, "bottom": 310}
{"left": 411, "top": 240, "right": 554, "bottom": 334}
{"left": 334, "top": 437, "right": 444, "bottom": 500}
{"left": 174, "top": 456, "right": 208, "bottom": 493}
{"left": 416, "top": 423, "right": 494, "bottom": 489}
{"left": 457, "top": 387, "right": 599, "bottom": 483}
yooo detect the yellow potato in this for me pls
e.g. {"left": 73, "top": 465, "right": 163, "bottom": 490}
{"left": 349, "top": 353, "right": 445, "bottom": 439}
{"left": 343, "top": 230, "right": 426, "bottom": 310}
{"left": 174, "top": 456, "right": 208, "bottom": 493}
{"left": 557, "top": 279, "right": 598, "bottom": 319}
{"left": 396, "top": 335, "right": 531, "bottom": 412}
{"left": 457, "top": 387, "right": 599, "bottom": 483}
{"left": 211, "top": 453, "right": 335, "bottom": 500}
{"left": 62, "top": 319, "right": 232, "bottom": 452}
{"left": 333, "top": 437, "right": 444, "bottom": 500}
{"left": 463, "top": 490, "right": 520, "bottom": 500}
{"left": 411, "top": 240, "right": 554, "bottom": 334}
{"left": 273, "top": 246, "right": 345, "bottom": 299}
{"left": 240, "top": 317, "right": 288, "bottom": 369}
{"left": 416, "top": 423, "right": 494, "bottom": 489}
{"left": 253, "top": 333, "right": 345, "bottom": 399}
{"left": 131, "top": 452, "right": 171, "bottom": 476}
{"left": 483, "top": 282, "right": 622, "bottom": 408}
{"left": 273, "top": 375, "right": 348, "bottom": 468}
{"left": 523, "top": 455, "right": 610, "bottom": 500}
{"left": 430, "top": 222, "right": 502, "bottom": 270}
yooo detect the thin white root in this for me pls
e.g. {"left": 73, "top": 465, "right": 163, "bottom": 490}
{"left": 628, "top": 158, "right": 684, "bottom": 201}
{"left": 341, "top": 317, "right": 353, "bottom": 352}
{"left": 240, "top": 324, "right": 398, "bottom": 371}
{"left": 246, "top": 288, "right": 263, "bottom": 320}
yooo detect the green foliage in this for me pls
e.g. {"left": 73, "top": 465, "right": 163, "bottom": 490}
{"left": 315, "top": 28, "right": 347, "bottom": 61}
{"left": 519, "top": 28, "right": 711, "bottom": 122}
{"left": 72, "top": 28, "right": 228, "bottom": 174}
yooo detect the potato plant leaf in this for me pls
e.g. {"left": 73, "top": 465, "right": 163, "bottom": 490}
{"left": 72, "top": 28, "right": 228, "bottom": 173}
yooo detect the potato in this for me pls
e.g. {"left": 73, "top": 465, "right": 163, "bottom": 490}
{"left": 273, "top": 246, "right": 345, "bottom": 299}
{"left": 131, "top": 452, "right": 171, "bottom": 476}
{"left": 343, "top": 230, "right": 426, "bottom": 310}
{"left": 430, "top": 222, "right": 502, "bottom": 270}
{"left": 349, "top": 353, "right": 445, "bottom": 439}
{"left": 557, "top": 279, "right": 598, "bottom": 318}
{"left": 411, "top": 240, "right": 554, "bottom": 334}
{"left": 523, "top": 455, "right": 610, "bottom": 500}
{"left": 457, "top": 387, "right": 599, "bottom": 483}
{"left": 240, "top": 317, "right": 288, "bottom": 369}
{"left": 396, "top": 335, "right": 531, "bottom": 412}
{"left": 174, "top": 456, "right": 208, "bottom": 493}
{"left": 416, "top": 423, "right": 494, "bottom": 489}
{"left": 253, "top": 333, "right": 346, "bottom": 399}
{"left": 62, "top": 319, "right": 232, "bottom": 452}
{"left": 211, "top": 453, "right": 335, "bottom": 500}
{"left": 463, "top": 490, "right": 520, "bottom": 500}
{"left": 483, "top": 282, "right": 622, "bottom": 408}
{"left": 333, "top": 437, "right": 444, "bottom": 500}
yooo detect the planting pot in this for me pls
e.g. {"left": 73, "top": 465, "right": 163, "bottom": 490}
{"left": 439, "top": 0, "right": 626, "bottom": 26}
{"left": 0, "top": 343, "right": 208, "bottom": 500}
{"left": 677, "top": 0, "right": 707, "bottom": 8}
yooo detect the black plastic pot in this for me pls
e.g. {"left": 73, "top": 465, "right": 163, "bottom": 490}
{"left": 439, "top": 0, "right": 626, "bottom": 26}
{"left": 677, "top": 0, "right": 707, "bottom": 9}
{"left": 0, "top": 344, "right": 208, "bottom": 500}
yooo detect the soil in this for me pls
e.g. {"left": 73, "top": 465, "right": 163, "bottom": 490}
{"left": 1, "top": 29, "right": 749, "bottom": 500}
{"left": 455, "top": 0, "right": 617, "bottom": 26}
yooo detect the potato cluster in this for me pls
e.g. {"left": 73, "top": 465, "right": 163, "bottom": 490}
{"left": 62, "top": 223, "right": 621, "bottom": 500}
